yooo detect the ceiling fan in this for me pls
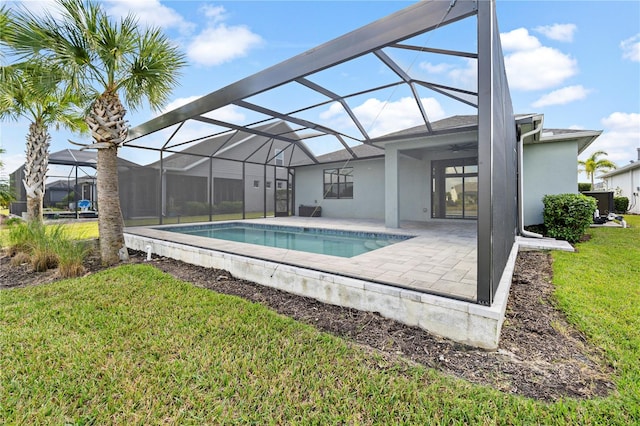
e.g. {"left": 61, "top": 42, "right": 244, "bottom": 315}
{"left": 448, "top": 143, "right": 476, "bottom": 153}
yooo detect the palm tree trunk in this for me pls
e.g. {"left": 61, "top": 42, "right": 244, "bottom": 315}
{"left": 22, "top": 122, "right": 49, "bottom": 223}
{"left": 89, "top": 91, "right": 130, "bottom": 265}
{"left": 96, "top": 146, "right": 128, "bottom": 265}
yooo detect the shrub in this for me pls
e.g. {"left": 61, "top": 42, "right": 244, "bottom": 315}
{"left": 6, "top": 220, "right": 39, "bottom": 256}
{"left": 56, "top": 238, "right": 91, "bottom": 278}
{"left": 4, "top": 216, "right": 23, "bottom": 226}
{"left": 543, "top": 193, "right": 597, "bottom": 243}
{"left": 5, "top": 222, "right": 87, "bottom": 273}
{"left": 185, "top": 201, "right": 209, "bottom": 216}
{"left": 29, "top": 224, "right": 65, "bottom": 272}
{"left": 614, "top": 196, "right": 629, "bottom": 214}
{"left": 214, "top": 201, "right": 243, "bottom": 214}
{"left": 578, "top": 182, "right": 592, "bottom": 192}
{"left": 10, "top": 251, "right": 31, "bottom": 267}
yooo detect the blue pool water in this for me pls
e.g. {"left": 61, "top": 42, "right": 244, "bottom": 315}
{"left": 157, "top": 222, "right": 414, "bottom": 258}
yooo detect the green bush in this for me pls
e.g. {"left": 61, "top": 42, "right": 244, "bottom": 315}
{"left": 578, "top": 182, "right": 592, "bottom": 192}
{"left": 214, "top": 201, "right": 243, "bottom": 214}
{"left": 5, "top": 222, "right": 88, "bottom": 274}
{"left": 184, "top": 201, "right": 209, "bottom": 216}
{"left": 56, "top": 238, "right": 91, "bottom": 278}
{"left": 614, "top": 196, "right": 629, "bottom": 213}
{"left": 543, "top": 193, "right": 597, "bottom": 243}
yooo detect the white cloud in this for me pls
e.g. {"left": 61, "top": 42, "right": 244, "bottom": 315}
{"left": 107, "top": 1, "right": 194, "bottom": 33}
{"left": 582, "top": 112, "right": 640, "bottom": 166}
{"left": 0, "top": 153, "right": 26, "bottom": 178}
{"left": 534, "top": 24, "right": 577, "bottom": 42}
{"left": 160, "top": 95, "right": 245, "bottom": 122}
{"left": 7, "top": 0, "right": 63, "bottom": 19}
{"left": 620, "top": 34, "right": 640, "bottom": 62}
{"left": 505, "top": 47, "right": 577, "bottom": 91}
{"left": 187, "top": 24, "right": 263, "bottom": 67}
{"left": 321, "top": 97, "right": 445, "bottom": 138}
{"left": 201, "top": 5, "right": 227, "bottom": 24}
{"left": 531, "top": 85, "right": 590, "bottom": 108}
{"left": 501, "top": 28, "right": 541, "bottom": 51}
{"left": 151, "top": 95, "right": 246, "bottom": 148}
{"left": 447, "top": 58, "right": 477, "bottom": 90}
{"left": 500, "top": 28, "right": 578, "bottom": 91}
{"left": 602, "top": 112, "right": 640, "bottom": 134}
{"left": 160, "top": 96, "right": 203, "bottom": 115}
{"left": 419, "top": 62, "right": 454, "bottom": 74}
{"left": 10, "top": 1, "right": 194, "bottom": 33}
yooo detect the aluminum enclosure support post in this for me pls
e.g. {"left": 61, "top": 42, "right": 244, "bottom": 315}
{"left": 476, "top": 0, "right": 494, "bottom": 306}
{"left": 385, "top": 147, "right": 400, "bottom": 228}
{"left": 209, "top": 157, "right": 213, "bottom": 222}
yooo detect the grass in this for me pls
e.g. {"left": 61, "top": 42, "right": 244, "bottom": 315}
{"left": 1, "top": 217, "right": 639, "bottom": 423}
{"left": 0, "top": 221, "right": 98, "bottom": 247}
{"left": 551, "top": 214, "right": 640, "bottom": 420}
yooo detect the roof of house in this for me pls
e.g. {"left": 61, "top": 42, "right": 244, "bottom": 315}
{"left": 146, "top": 121, "right": 316, "bottom": 171}
{"left": 48, "top": 149, "right": 140, "bottom": 169}
{"left": 599, "top": 158, "right": 640, "bottom": 178}
{"left": 300, "top": 115, "right": 602, "bottom": 165}
{"left": 313, "top": 143, "right": 385, "bottom": 164}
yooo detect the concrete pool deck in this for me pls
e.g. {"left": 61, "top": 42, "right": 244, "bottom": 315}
{"left": 128, "top": 217, "right": 478, "bottom": 300}
{"left": 124, "top": 217, "right": 571, "bottom": 349}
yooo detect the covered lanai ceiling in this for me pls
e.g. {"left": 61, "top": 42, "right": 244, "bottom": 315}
{"left": 124, "top": 0, "right": 485, "bottom": 164}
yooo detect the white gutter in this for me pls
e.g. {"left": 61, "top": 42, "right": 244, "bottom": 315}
{"left": 518, "top": 116, "right": 544, "bottom": 238}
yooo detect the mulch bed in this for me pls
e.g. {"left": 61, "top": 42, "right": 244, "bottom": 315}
{"left": 0, "top": 248, "right": 615, "bottom": 401}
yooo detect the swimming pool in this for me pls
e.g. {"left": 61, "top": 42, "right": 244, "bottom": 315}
{"left": 156, "top": 222, "right": 414, "bottom": 258}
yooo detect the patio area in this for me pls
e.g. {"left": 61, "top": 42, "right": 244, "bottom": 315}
{"left": 126, "top": 217, "right": 477, "bottom": 301}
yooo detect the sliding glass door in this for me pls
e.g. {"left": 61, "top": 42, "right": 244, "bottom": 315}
{"left": 432, "top": 157, "right": 478, "bottom": 219}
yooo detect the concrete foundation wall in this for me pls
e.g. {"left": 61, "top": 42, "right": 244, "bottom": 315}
{"left": 125, "top": 232, "right": 516, "bottom": 350}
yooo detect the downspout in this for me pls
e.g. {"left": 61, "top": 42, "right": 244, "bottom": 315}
{"left": 518, "top": 116, "right": 544, "bottom": 238}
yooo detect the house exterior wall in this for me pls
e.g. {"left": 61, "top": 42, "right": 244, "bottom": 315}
{"left": 523, "top": 141, "right": 578, "bottom": 225}
{"left": 295, "top": 158, "right": 384, "bottom": 219}
{"left": 602, "top": 167, "right": 640, "bottom": 214}
{"left": 294, "top": 156, "right": 431, "bottom": 221}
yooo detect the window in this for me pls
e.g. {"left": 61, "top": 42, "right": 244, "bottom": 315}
{"left": 277, "top": 181, "right": 283, "bottom": 189}
{"left": 253, "top": 180, "right": 260, "bottom": 188}
{"left": 431, "top": 158, "right": 477, "bottom": 219}
{"left": 266, "top": 181, "right": 272, "bottom": 189}
{"left": 275, "top": 149, "right": 284, "bottom": 166}
{"left": 323, "top": 167, "right": 353, "bottom": 199}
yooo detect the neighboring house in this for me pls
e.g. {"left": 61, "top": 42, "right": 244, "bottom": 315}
{"left": 599, "top": 148, "right": 640, "bottom": 214}
{"left": 137, "top": 120, "right": 313, "bottom": 220}
{"left": 9, "top": 148, "right": 139, "bottom": 217}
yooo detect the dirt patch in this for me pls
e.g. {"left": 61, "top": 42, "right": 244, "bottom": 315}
{"left": 0, "top": 249, "right": 615, "bottom": 401}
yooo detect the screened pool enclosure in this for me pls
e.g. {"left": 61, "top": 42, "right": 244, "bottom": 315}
{"left": 118, "top": 0, "right": 517, "bottom": 308}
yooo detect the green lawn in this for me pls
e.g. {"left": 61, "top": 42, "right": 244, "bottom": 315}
{"left": 1, "top": 216, "right": 638, "bottom": 423}
{"left": 0, "top": 221, "right": 99, "bottom": 246}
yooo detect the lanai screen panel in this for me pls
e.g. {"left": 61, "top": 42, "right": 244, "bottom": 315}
{"left": 477, "top": 0, "right": 517, "bottom": 305}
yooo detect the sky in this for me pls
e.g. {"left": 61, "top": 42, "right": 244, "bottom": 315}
{"left": 1, "top": 0, "right": 639, "bottom": 183}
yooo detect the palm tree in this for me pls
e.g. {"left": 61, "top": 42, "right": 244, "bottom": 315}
{"left": 578, "top": 150, "right": 617, "bottom": 190}
{"left": 8, "top": 0, "right": 186, "bottom": 264}
{"left": 1, "top": 7, "right": 86, "bottom": 222}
